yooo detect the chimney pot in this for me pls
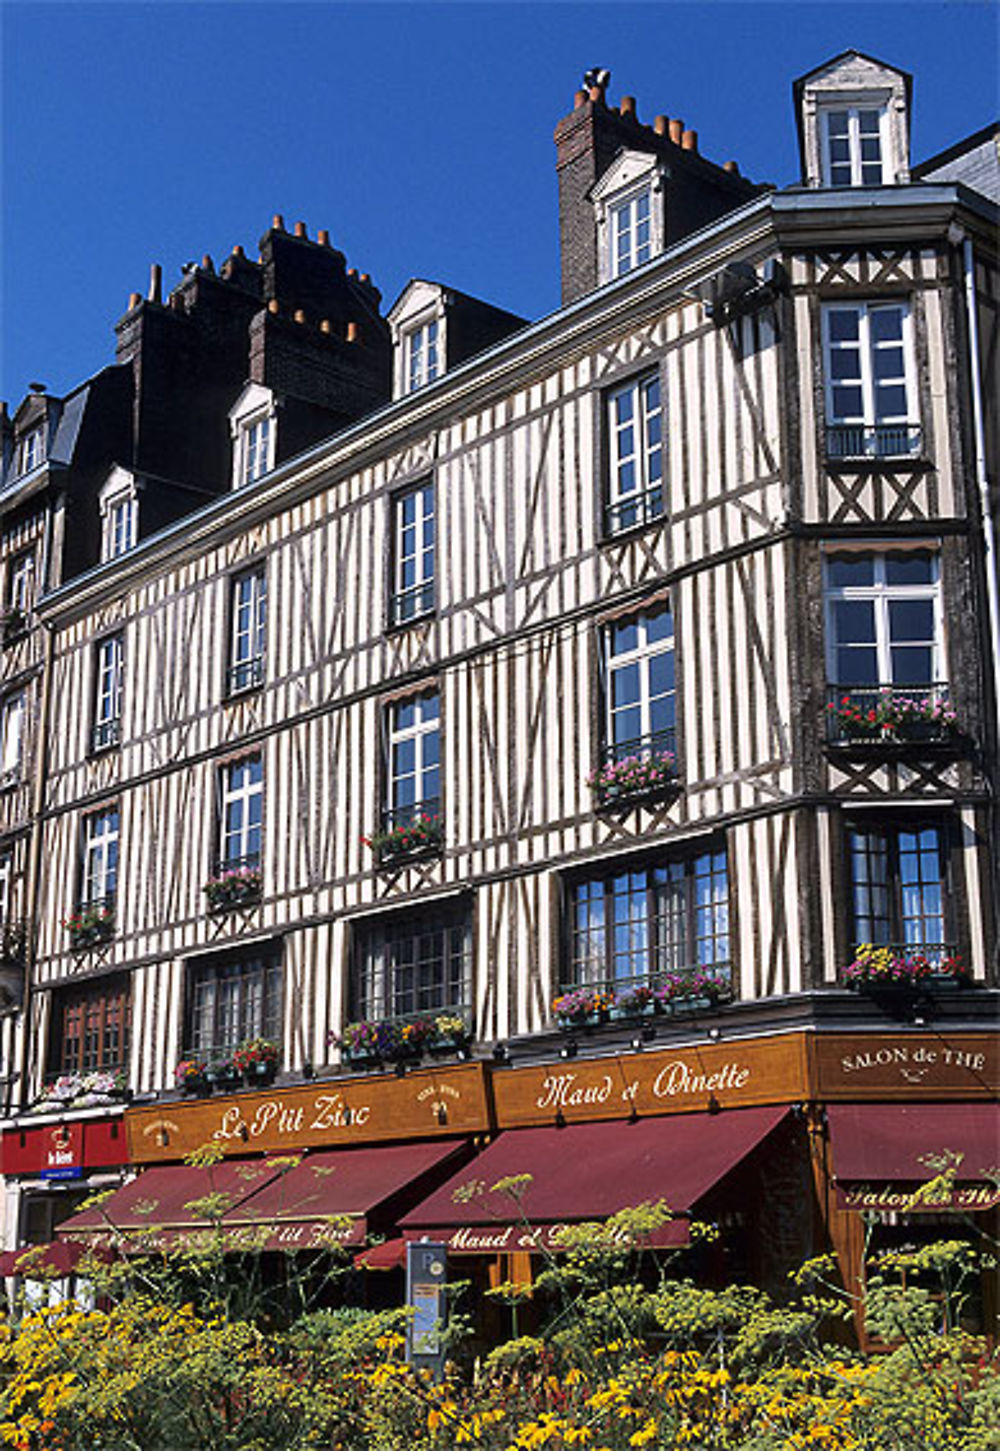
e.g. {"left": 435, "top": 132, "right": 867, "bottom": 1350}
{"left": 317, "top": 229, "right": 330, "bottom": 246}
{"left": 681, "top": 129, "right": 698, "bottom": 152}
{"left": 723, "top": 159, "right": 740, "bottom": 174}
{"left": 201, "top": 253, "right": 215, "bottom": 273}
{"left": 573, "top": 89, "right": 587, "bottom": 109}
{"left": 654, "top": 115, "right": 669, "bottom": 135}
{"left": 320, "top": 318, "right": 332, "bottom": 333}
{"left": 347, "top": 267, "right": 358, "bottom": 279}
{"left": 293, "top": 308, "right": 306, "bottom": 323}
{"left": 272, "top": 214, "right": 285, "bottom": 231}
{"left": 267, "top": 298, "right": 280, "bottom": 315}
{"left": 346, "top": 321, "right": 359, "bottom": 343}
{"left": 360, "top": 272, "right": 371, "bottom": 285}
{"left": 294, "top": 220, "right": 307, "bottom": 238}
{"left": 231, "top": 244, "right": 245, "bottom": 257}
{"left": 588, "top": 85, "right": 604, "bottom": 104}
{"left": 620, "top": 95, "right": 636, "bottom": 118}
{"left": 128, "top": 291, "right": 142, "bottom": 310}
{"left": 148, "top": 263, "right": 162, "bottom": 304}
{"left": 669, "top": 118, "right": 684, "bottom": 144}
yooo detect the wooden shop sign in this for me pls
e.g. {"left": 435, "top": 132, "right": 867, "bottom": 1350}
{"left": 813, "top": 1033, "right": 999, "bottom": 1099}
{"left": 492, "top": 1033, "right": 808, "bottom": 1129}
{"left": 126, "top": 1062, "right": 490, "bottom": 1164}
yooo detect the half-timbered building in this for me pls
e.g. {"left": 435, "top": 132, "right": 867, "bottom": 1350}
{"left": 1, "top": 51, "right": 997, "bottom": 1339}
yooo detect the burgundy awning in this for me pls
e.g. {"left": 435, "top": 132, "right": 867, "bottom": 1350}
{"left": 400, "top": 1105, "right": 788, "bottom": 1253}
{"left": 221, "top": 1140, "right": 469, "bottom": 1252}
{"left": 828, "top": 1103, "right": 1000, "bottom": 1212}
{"left": 0, "top": 1240, "right": 112, "bottom": 1278}
{"left": 57, "top": 1159, "right": 284, "bottom": 1249}
{"left": 354, "top": 1236, "right": 407, "bottom": 1270}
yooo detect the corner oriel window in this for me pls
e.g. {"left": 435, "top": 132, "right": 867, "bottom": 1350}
{"left": 228, "top": 569, "right": 267, "bottom": 695}
{"left": 606, "top": 371, "right": 664, "bottom": 534}
{"left": 219, "top": 756, "right": 263, "bottom": 872}
{"left": 821, "top": 106, "right": 887, "bottom": 187}
{"left": 406, "top": 321, "right": 440, "bottom": 393}
{"left": 822, "top": 301, "right": 919, "bottom": 459}
{"left": 81, "top": 808, "right": 119, "bottom": 909}
{"left": 92, "top": 635, "right": 123, "bottom": 752}
{"left": 352, "top": 903, "right": 471, "bottom": 1023}
{"left": 390, "top": 481, "right": 435, "bottom": 626}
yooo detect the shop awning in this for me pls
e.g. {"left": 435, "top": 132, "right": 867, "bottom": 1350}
{"left": 220, "top": 1140, "right": 469, "bottom": 1252}
{"left": 355, "top": 1237, "right": 407, "bottom": 1270}
{"left": 828, "top": 1103, "right": 1000, "bottom": 1212}
{"left": 57, "top": 1159, "right": 285, "bottom": 1249}
{"left": 400, "top": 1105, "right": 788, "bottom": 1253}
{"left": 0, "top": 1240, "right": 112, "bottom": 1278}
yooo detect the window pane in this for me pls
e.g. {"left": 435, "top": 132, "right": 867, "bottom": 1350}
{"left": 888, "top": 599, "right": 933, "bottom": 643}
{"left": 832, "top": 599, "right": 876, "bottom": 644}
{"left": 886, "top": 553, "right": 934, "bottom": 586}
{"left": 826, "top": 555, "right": 874, "bottom": 588}
{"left": 827, "top": 310, "right": 860, "bottom": 342}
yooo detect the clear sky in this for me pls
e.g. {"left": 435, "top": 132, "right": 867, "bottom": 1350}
{"left": 1, "top": 0, "right": 997, "bottom": 405}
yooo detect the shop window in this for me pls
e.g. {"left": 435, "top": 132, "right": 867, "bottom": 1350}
{"left": 846, "top": 819, "right": 954, "bottom": 961}
{"left": 48, "top": 974, "right": 130, "bottom": 1077}
{"left": 228, "top": 568, "right": 267, "bottom": 695}
{"left": 601, "top": 602, "right": 676, "bottom": 770}
{"left": 185, "top": 950, "right": 282, "bottom": 1060}
{"left": 606, "top": 371, "right": 664, "bottom": 535}
{"left": 822, "top": 301, "right": 920, "bottom": 459}
{"left": 218, "top": 756, "right": 263, "bottom": 872}
{"left": 390, "top": 481, "right": 435, "bottom": 626}
{"left": 91, "top": 634, "right": 123, "bottom": 752}
{"left": 352, "top": 901, "right": 471, "bottom": 1024}
{"left": 0, "top": 691, "right": 25, "bottom": 786}
{"left": 565, "top": 849, "right": 730, "bottom": 995}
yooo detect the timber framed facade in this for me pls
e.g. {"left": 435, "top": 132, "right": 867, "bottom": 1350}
{"left": 1, "top": 51, "right": 997, "bottom": 1337}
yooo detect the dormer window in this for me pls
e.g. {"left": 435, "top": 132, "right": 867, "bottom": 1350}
{"left": 591, "top": 151, "right": 667, "bottom": 286}
{"left": 16, "top": 426, "right": 44, "bottom": 477}
{"left": 406, "top": 320, "right": 440, "bottom": 393}
{"left": 98, "top": 467, "right": 141, "bottom": 562}
{"left": 229, "top": 384, "right": 277, "bottom": 488}
{"left": 821, "top": 105, "right": 887, "bottom": 186}
{"left": 388, "top": 282, "right": 450, "bottom": 400}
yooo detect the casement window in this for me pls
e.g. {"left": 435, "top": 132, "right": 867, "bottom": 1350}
{"left": 352, "top": 901, "right": 471, "bottom": 1024}
{"left": 385, "top": 691, "right": 440, "bottom": 830}
{"left": 405, "top": 320, "right": 440, "bottom": 393}
{"left": 49, "top": 976, "right": 130, "bottom": 1076}
{"left": 822, "top": 301, "right": 919, "bottom": 459}
{"left": 820, "top": 105, "right": 887, "bottom": 187}
{"left": 567, "top": 849, "right": 730, "bottom": 992}
{"left": 0, "top": 853, "right": 11, "bottom": 926}
{"left": 0, "top": 693, "right": 25, "bottom": 785}
{"left": 91, "top": 635, "right": 123, "bottom": 752}
{"left": 847, "top": 820, "right": 952, "bottom": 958}
{"left": 16, "top": 427, "right": 45, "bottom": 477}
{"left": 610, "top": 186, "right": 653, "bottom": 278}
{"left": 606, "top": 371, "right": 664, "bottom": 534}
{"left": 825, "top": 550, "right": 942, "bottom": 690}
{"left": 81, "top": 808, "right": 119, "bottom": 908}
{"left": 186, "top": 951, "right": 282, "bottom": 1060}
{"left": 390, "top": 481, "right": 435, "bottom": 626}
{"left": 602, "top": 602, "right": 676, "bottom": 766}
{"left": 102, "top": 491, "right": 138, "bottom": 561}
{"left": 228, "top": 569, "right": 267, "bottom": 694}
{"left": 7, "top": 549, "right": 36, "bottom": 614}
{"left": 242, "top": 415, "right": 273, "bottom": 485}
{"left": 219, "top": 756, "right": 263, "bottom": 871}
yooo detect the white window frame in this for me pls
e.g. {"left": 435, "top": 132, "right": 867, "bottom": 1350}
{"left": 228, "top": 569, "right": 267, "bottom": 694}
{"left": 16, "top": 426, "right": 45, "bottom": 477}
{"left": 606, "top": 371, "right": 664, "bottom": 534}
{"left": 603, "top": 604, "right": 676, "bottom": 762}
{"left": 592, "top": 151, "right": 667, "bottom": 286}
{"left": 0, "top": 693, "right": 25, "bottom": 785}
{"left": 0, "top": 852, "right": 11, "bottom": 926}
{"left": 102, "top": 492, "right": 137, "bottom": 561}
{"left": 219, "top": 756, "right": 263, "bottom": 870}
{"left": 610, "top": 184, "right": 653, "bottom": 278}
{"left": 7, "top": 550, "right": 36, "bottom": 614}
{"left": 405, "top": 319, "right": 440, "bottom": 393}
{"left": 822, "top": 301, "right": 919, "bottom": 458}
{"left": 82, "top": 808, "right": 119, "bottom": 907}
{"left": 386, "top": 691, "right": 441, "bottom": 828}
{"left": 824, "top": 549, "right": 943, "bottom": 687}
{"left": 819, "top": 104, "right": 889, "bottom": 187}
{"left": 390, "top": 481, "right": 435, "bottom": 625}
{"left": 241, "top": 413, "right": 274, "bottom": 485}
{"left": 92, "top": 635, "right": 123, "bottom": 751}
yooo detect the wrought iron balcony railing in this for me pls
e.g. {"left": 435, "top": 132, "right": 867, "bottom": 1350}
{"left": 227, "top": 655, "right": 265, "bottom": 696}
{"left": 826, "top": 684, "right": 956, "bottom": 745}
{"left": 825, "top": 423, "right": 923, "bottom": 461}
{"left": 389, "top": 581, "right": 435, "bottom": 627}
{"left": 604, "top": 485, "right": 665, "bottom": 537}
{"left": 91, "top": 717, "right": 121, "bottom": 753}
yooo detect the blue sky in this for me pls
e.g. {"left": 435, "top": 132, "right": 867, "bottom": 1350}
{"left": 2, "top": 1, "right": 997, "bottom": 403}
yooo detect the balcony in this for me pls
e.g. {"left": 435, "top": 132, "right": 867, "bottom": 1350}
{"left": 226, "top": 655, "right": 265, "bottom": 696}
{"left": 91, "top": 717, "right": 121, "bottom": 753}
{"left": 368, "top": 801, "right": 443, "bottom": 866}
{"left": 825, "top": 423, "right": 923, "bottom": 462}
{"left": 604, "top": 485, "right": 665, "bottom": 538}
{"left": 589, "top": 729, "right": 678, "bottom": 807}
{"left": 389, "top": 581, "right": 435, "bottom": 628}
{"left": 826, "top": 685, "right": 958, "bottom": 748}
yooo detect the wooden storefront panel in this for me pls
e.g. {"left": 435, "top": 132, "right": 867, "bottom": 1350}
{"left": 811, "top": 1033, "right": 999, "bottom": 1100}
{"left": 126, "top": 1063, "right": 490, "bottom": 1163}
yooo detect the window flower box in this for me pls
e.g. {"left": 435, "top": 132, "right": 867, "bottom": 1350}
{"left": 205, "top": 1058, "right": 243, "bottom": 1092}
{"left": 203, "top": 865, "right": 262, "bottom": 912}
{"left": 1, "top": 608, "right": 28, "bottom": 646}
{"left": 175, "top": 1058, "right": 211, "bottom": 1095}
{"left": 426, "top": 1013, "right": 472, "bottom": 1057}
{"left": 64, "top": 904, "right": 114, "bottom": 951}
{"left": 233, "top": 1037, "right": 279, "bottom": 1085}
{"left": 552, "top": 988, "right": 615, "bottom": 1029}
{"left": 31, "top": 1069, "right": 127, "bottom": 1114}
{"left": 365, "top": 814, "right": 444, "bottom": 866}
{"left": 827, "top": 688, "right": 957, "bottom": 746}
{"left": 843, "top": 944, "right": 970, "bottom": 992}
{"left": 656, "top": 970, "right": 734, "bottom": 1014}
{"left": 609, "top": 986, "right": 659, "bottom": 1021}
{"left": 588, "top": 749, "right": 677, "bottom": 806}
